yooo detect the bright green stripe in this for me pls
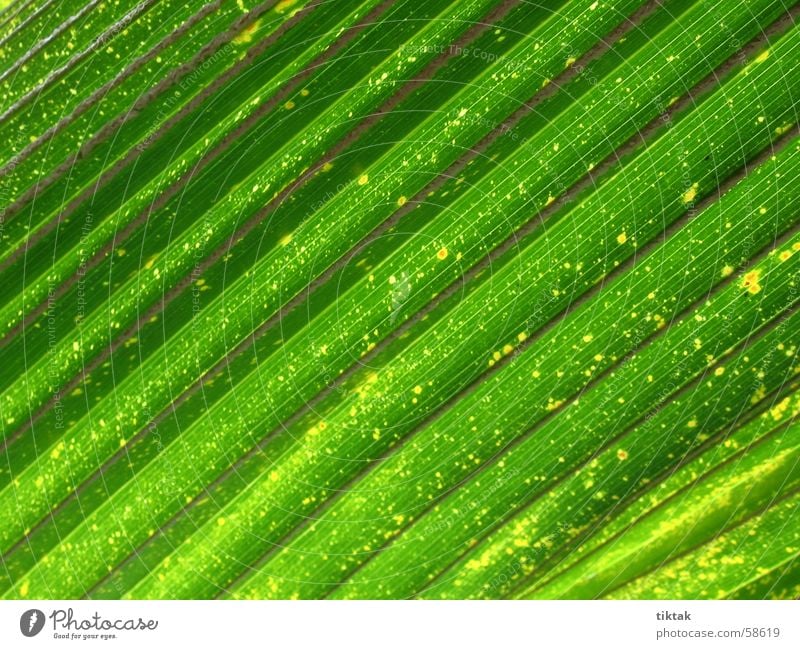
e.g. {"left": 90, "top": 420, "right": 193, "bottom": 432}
{"left": 229, "top": 139, "right": 800, "bottom": 599}
{"left": 0, "top": 0, "right": 638, "bottom": 496}
{"left": 43, "top": 0, "right": 674, "bottom": 597}
{"left": 526, "top": 406, "right": 800, "bottom": 598}
{"left": 0, "top": 0, "right": 309, "bottom": 266}
{"left": 0, "top": 0, "right": 758, "bottom": 475}
{"left": 412, "top": 253, "right": 800, "bottom": 599}
{"left": 0, "top": 0, "right": 503, "bottom": 425}
{"left": 0, "top": 0, "right": 510, "bottom": 547}
{"left": 0, "top": 0, "right": 362, "bottom": 331}
{"left": 523, "top": 386, "right": 800, "bottom": 595}
{"left": 0, "top": 0, "right": 104, "bottom": 78}
{"left": 608, "top": 486, "right": 800, "bottom": 599}
{"left": 726, "top": 540, "right": 800, "bottom": 599}
{"left": 121, "top": 28, "right": 800, "bottom": 599}
{"left": 0, "top": 0, "right": 648, "bottom": 595}
{"left": 0, "top": 0, "right": 162, "bottom": 111}
{"left": 1, "top": 0, "right": 221, "bottom": 133}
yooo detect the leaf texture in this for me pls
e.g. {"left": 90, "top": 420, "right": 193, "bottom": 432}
{"left": 0, "top": 0, "right": 798, "bottom": 600}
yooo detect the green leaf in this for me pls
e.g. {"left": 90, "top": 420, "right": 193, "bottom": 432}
{"left": 2, "top": 0, "right": 799, "bottom": 600}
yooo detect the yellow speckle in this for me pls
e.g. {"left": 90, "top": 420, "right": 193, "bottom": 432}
{"left": 754, "top": 49, "right": 770, "bottom": 63}
{"left": 322, "top": 162, "right": 334, "bottom": 172}
{"left": 517, "top": 332, "right": 527, "bottom": 343}
{"left": 437, "top": 247, "right": 448, "bottom": 260}
{"left": 682, "top": 183, "right": 699, "bottom": 204}
{"left": 232, "top": 19, "right": 261, "bottom": 44}
{"left": 617, "top": 449, "right": 628, "bottom": 461}
{"left": 73, "top": 341, "right": 80, "bottom": 352}
{"left": 397, "top": 196, "right": 407, "bottom": 207}
{"left": 714, "top": 366, "right": 725, "bottom": 376}
{"left": 20, "top": 581, "right": 29, "bottom": 597}
{"left": 503, "top": 344, "right": 514, "bottom": 355}
{"left": 741, "top": 270, "right": 762, "bottom": 294}
{"left": 546, "top": 399, "right": 564, "bottom": 412}
{"left": 532, "top": 370, "right": 541, "bottom": 378}
{"left": 284, "top": 100, "right": 295, "bottom": 110}
{"left": 51, "top": 442, "right": 64, "bottom": 460}
{"left": 217, "top": 517, "right": 226, "bottom": 526}
{"left": 275, "top": 0, "right": 298, "bottom": 13}
{"left": 582, "top": 334, "right": 593, "bottom": 343}
{"left": 687, "top": 418, "right": 698, "bottom": 428}
{"left": 616, "top": 232, "right": 627, "bottom": 245}
{"left": 269, "top": 471, "right": 280, "bottom": 482}
{"left": 779, "top": 250, "right": 792, "bottom": 262}
{"left": 413, "top": 385, "right": 422, "bottom": 395}
{"left": 279, "top": 233, "right": 292, "bottom": 247}
{"left": 372, "top": 429, "right": 381, "bottom": 441}
{"left": 358, "top": 174, "right": 369, "bottom": 185}
{"left": 721, "top": 265, "right": 734, "bottom": 277}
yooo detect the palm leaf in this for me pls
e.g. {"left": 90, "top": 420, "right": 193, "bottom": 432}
{"left": 1, "top": 0, "right": 798, "bottom": 600}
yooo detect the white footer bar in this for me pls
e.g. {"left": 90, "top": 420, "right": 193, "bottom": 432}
{"left": 0, "top": 600, "right": 796, "bottom": 648}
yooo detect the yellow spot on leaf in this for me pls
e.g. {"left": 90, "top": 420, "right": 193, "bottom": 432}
{"left": 233, "top": 19, "right": 261, "bottom": 44}
{"left": 741, "top": 270, "right": 762, "bottom": 294}
{"left": 682, "top": 183, "right": 699, "bottom": 204}
{"left": 275, "top": 0, "right": 298, "bottom": 12}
